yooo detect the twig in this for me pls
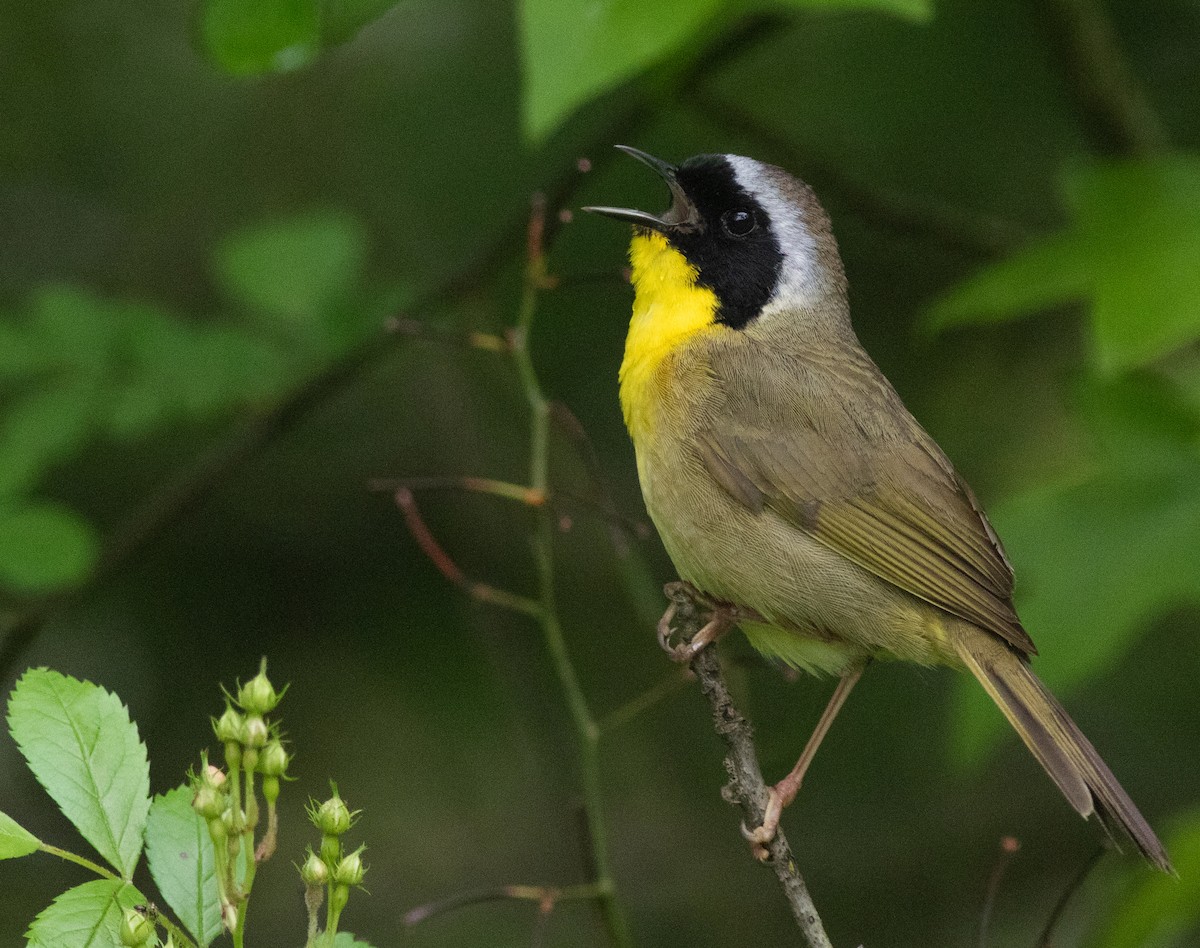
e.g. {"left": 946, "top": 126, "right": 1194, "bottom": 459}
{"left": 391, "top": 487, "right": 543, "bottom": 619}
{"left": 598, "top": 668, "right": 691, "bottom": 736}
{"left": 1035, "top": 847, "right": 1106, "bottom": 948}
{"left": 663, "top": 586, "right": 833, "bottom": 948}
{"left": 369, "top": 474, "right": 648, "bottom": 537}
{"left": 404, "top": 882, "right": 604, "bottom": 928}
{"left": 1042, "top": 0, "right": 1169, "bottom": 156}
{"left": 977, "top": 836, "right": 1021, "bottom": 948}
{"left": 512, "top": 194, "right": 635, "bottom": 947}
{"left": 682, "top": 89, "right": 1031, "bottom": 257}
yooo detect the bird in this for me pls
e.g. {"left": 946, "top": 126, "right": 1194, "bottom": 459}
{"left": 583, "top": 145, "right": 1171, "bottom": 873}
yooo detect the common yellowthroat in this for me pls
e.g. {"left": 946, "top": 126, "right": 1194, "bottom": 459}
{"left": 585, "top": 146, "right": 1171, "bottom": 872}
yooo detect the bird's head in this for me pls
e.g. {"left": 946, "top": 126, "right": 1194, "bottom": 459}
{"left": 585, "top": 147, "right": 848, "bottom": 333}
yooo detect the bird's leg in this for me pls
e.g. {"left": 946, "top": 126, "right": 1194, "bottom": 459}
{"left": 744, "top": 662, "right": 866, "bottom": 858}
{"left": 658, "top": 581, "right": 760, "bottom": 663}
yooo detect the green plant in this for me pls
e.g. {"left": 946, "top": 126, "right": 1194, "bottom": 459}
{"left": 0, "top": 660, "right": 373, "bottom": 948}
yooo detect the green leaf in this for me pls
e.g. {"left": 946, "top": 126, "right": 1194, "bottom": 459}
{"left": 951, "top": 376, "right": 1200, "bottom": 763}
{"left": 768, "top": 0, "right": 931, "bottom": 20}
{"left": 199, "top": 0, "right": 319, "bottom": 75}
{"left": 519, "top": 0, "right": 931, "bottom": 143}
{"left": 0, "top": 502, "right": 99, "bottom": 594}
{"left": 332, "top": 934, "right": 376, "bottom": 948}
{"left": 0, "top": 387, "right": 95, "bottom": 497}
{"left": 145, "top": 786, "right": 222, "bottom": 947}
{"left": 0, "top": 810, "right": 41, "bottom": 859}
{"left": 7, "top": 669, "right": 151, "bottom": 879}
{"left": 319, "top": 0, "right": 402, "bottom": 46}
{"left": 1087, "top": 809, "right": 1200, "bottom": 948}
{"left": 927, "top": 155, "right": 1200, "bottom": 374}
{"left": 25, "top": 878, "right": 146, "bottom": 948}
{"left": 213, "top": 211, "right": 367, "bottom": 342}
{"left": 520, "top": 0, "right": 723, "bottom": 142}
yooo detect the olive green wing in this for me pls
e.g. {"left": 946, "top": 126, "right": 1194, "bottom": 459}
{"left": 695, "top": 354, "right": 1034, "bottom": 655}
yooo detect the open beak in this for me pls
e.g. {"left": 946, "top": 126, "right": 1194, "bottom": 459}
{"left": 582, "top": 145, "right": 701, "bottom": 233}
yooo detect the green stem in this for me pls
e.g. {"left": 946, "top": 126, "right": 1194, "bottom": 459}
{"left": 156, "top": 914, "right": 199, "bottom": 948}
{"left": 38, "top": 843, "right": 118, "bottom": 880}
{"left": 509, "top": 217, "right": 634, "bottom": 948}
{"left": 233, "top": 767, "right": 260, "bottom": 948}
{"left": 39, "top": 844, "right": 198, "bottom": 948}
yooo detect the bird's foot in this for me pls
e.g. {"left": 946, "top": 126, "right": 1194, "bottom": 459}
{"left": 658, "top": 582, "right": 758, "bottom": 663}
{"left": 740, "top": 776, "right": 803, "bottom": 861}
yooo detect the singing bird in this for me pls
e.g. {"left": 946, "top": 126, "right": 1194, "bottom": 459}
{"left": 584, "top": 146, "right": 1171, "bottom": 871}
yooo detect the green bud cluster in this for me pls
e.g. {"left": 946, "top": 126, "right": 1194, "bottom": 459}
{"left": 211, "top": 659, "right": 291, "bottom": 780}
{"left": 299, "top": 786, "right": 368, "bottom": 935}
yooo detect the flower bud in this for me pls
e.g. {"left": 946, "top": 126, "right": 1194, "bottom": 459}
{"left": 237, "top": 660, "right": 280, "bottom": 714}
{"left": 204, "top": 764, "right": 227, "bottom": 788}
{"left": 310, "top": 790, "right": 354, "bottom": 836}
{"left": 192, "top": 782, "right": 225, "bottom": 821}
{"left": 213, "top": 705, "right": 244, "bottom": 744}
{"left": 333, "top": 845, "right": 367, "bottom": 887}
{"left": 258, "top": 739, "right": 289, "bottom": 778}
{"left": 119, "top": 907, "right": 154, "bottom": 946}
{"left": 240, "top": 714, "right": 269, "bottom": 749}
{"left": 300, "top": 848, "right": 329, "bottom": 886}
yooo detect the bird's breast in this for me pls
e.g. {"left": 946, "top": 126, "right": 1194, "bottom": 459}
{"left": 618, "top": 232, "right": 724, "bottom": 443}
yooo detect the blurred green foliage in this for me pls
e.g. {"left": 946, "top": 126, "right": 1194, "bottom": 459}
{"left": 1, "top": 0, "right": 1198, "bottom": 945}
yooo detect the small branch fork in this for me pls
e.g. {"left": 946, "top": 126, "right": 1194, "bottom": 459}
{"left": 396, "top": 193, "right": 637, "bottom": 948}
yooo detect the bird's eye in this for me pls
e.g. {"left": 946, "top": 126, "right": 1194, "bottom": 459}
{"left": 721, "top": 208, "right": 756, "bottom": 237}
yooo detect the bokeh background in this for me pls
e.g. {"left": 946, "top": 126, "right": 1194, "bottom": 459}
{"left": 2, "top": 0, "right": 1199, "bottom": 945}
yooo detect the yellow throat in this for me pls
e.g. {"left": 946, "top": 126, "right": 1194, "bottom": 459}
{"left": 618, "top": 232, "right": 721, "bottom": 441}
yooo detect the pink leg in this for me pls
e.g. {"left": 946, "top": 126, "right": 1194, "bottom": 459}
{"left": 745, "top": 663, "right": 866, "bottom": 857}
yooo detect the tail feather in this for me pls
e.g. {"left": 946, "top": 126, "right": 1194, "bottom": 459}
{"left": 955, "top": 631, "right": 1173, "bottom": 874}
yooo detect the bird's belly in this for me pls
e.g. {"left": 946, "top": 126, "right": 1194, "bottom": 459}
{"left": 636, "top": 443, "right": 954, "bottom": 673}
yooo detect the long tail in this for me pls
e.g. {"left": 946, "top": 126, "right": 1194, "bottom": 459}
{"left": 954, "top": 629, "right": 1173, "bottom": 874}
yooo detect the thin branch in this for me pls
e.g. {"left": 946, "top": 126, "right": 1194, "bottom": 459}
{"left": 369, "top": 474, "right": 648, "bottom": 537}
{"left": 391, "top": 487, "right": 543, "bottom": 619}
{"left": 681, "top": 88, "right": 1031, "bottom": 257}
{"left": 512, "top": 194, "right": 634, "bottom": 947}
{"left": 405, "top": 882, "right": 604, "bottom": 928}
{"left": 977, "top": 836, "right": 1021, "bottom": 948}
{"left": 662, "top": 586, "right": 833, "bottom": 948}
{"left": 1035, "top": 847, "right": 1106, "bottom": 948}
{"left": 598, "top": 668, "right": 691, "bottom": 736}
{"left": 1042, "top": 0, "right": 1169, "bottom": 156}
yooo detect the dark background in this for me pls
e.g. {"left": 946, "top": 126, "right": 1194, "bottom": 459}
{"left": 2, "top": 0, "right": 1198, "bottom": 945}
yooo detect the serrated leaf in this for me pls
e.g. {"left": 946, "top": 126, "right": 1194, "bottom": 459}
{"left": 8, "top": 670, "right": 151, "bottom": 879}
{"left": 145, "top": 786, "right": 222, "bottom": 947}
{"left": 951, "top": 377, "right": 1200, "bottom": 764}
{"left": 199, "top": 0, "right": 319, "bottom": 75}
{"left": 25, "top": 878, "right": 146, "bottom": 948}
{"left": 0, "top": 810, "right": 41, "bottom": 859}
{"left": 1089, "top": 809, "right": 1200, "bottom": 948}
{"left": 0, "top": 502, "right": 99, "bottom": 594}
{"left": 520, "top": 0, "right": 723, "bottom": 142}
{"left": 213, "top": 211, "right": 366, "bottom": 340}
{"left": 927, "top": 155, "right": 1200, "bottom": 374}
